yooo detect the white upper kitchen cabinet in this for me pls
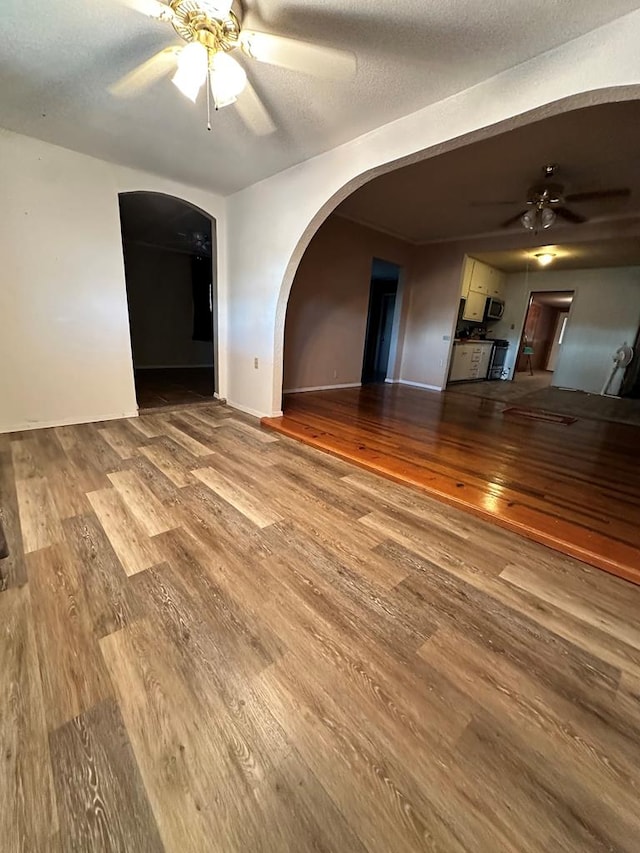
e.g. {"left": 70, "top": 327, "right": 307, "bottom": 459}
{"left": 469, "top": 260, "right": 506, "bottom": 298}
{"left": 484, "top": 264, "right": 506, "bottom": 299}
{"left": 462, "top": 289, "right": 486, "bottom": 322}
{"left": 460, "top": 257, "right": 475, "bottom": 299}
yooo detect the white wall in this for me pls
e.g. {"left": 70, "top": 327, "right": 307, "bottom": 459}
{"left": 123, "top": 243, "right": 213, "bottom": 369}
{"left": 492, "top": 267, "right": 640, "bottom": 393}
{"left": 395, "top": 218, "right": 640, "bottom": 393}
{"left": 2, "top": 11, "right": 640, "bottom": 428}
{"left": 226, "top": 10, "right": 640, "bottom": 416}
{"left": 0, "top": 129, "right": 225, "bottom": 433}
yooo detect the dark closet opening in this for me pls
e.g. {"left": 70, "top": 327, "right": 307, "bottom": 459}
{"left": 362, "top": 259, "right": 401, "bottom": 384}
{"left": 118, "top": 192, "right": 216, "bottom": 410}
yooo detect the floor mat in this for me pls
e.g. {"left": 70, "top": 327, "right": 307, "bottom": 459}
{"left": 503, "top": 407, "right": 577, "bottom": 425}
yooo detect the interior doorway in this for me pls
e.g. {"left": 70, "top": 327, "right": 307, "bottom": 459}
{"left": 119, "top": 192, "right": 217, "bottom": 410}
{"left": 621, "top": 324, "right": 640, "bottom": 398}
{"left": 361, "top": 259, "right": 401, "bottom": 384}
{"left": 515, "top": 291, "right": 574, "bottom": 388}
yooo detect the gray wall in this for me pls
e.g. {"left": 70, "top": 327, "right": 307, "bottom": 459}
{"left": 283, "top": 216, "right": 412, "bottom": 391}
{"left": 123, "top": 243, "right": 214, "bottom": 369}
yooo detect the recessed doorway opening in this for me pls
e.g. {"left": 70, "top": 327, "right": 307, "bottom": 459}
{"left": 119, "top": 192, "right": 217, "bottom": 411}
{"left": 362, "top": 259, "right": 401, "bottom": 385}
{"left": 515, "top": 290, "right": 575, "bottom": 392}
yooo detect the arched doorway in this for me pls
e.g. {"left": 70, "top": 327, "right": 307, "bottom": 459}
{"left": 269, "top": 88, "right": 640, "bottom": 418}
{"left": 271, "top": 97, "right": 640, "bottom": 582}
{"left": 279, "top": 96, "right": 640, "bottom": 413}
{"left": 118, "top": 192, "right": 218, "bottom": 410}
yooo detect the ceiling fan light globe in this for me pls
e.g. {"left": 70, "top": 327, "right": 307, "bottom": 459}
{"left": 521, "top": 210, "right": 536, "bottom": 230}
{"left": 172, "top": 41, "right": 208, "bottom": 102}
{"left": 541, "top": 207, "right": 556, "bottom": 229}
{"left": 209, "top": 52, "right": 247, "bottom": 109}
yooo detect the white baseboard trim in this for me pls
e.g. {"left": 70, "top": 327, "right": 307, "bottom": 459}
{"left": 396, "top": 380, "right": 443, "bottom": 392}
{"left": 1, "top": 410, "right": 140, "bottom": 434}
{"left": 135, "top": 364, "right": 213, "bottom": 370}
{"left": 226, "top": 400, "right": 282, "bottom": 420}
{"left": 284, "top": 382, "right": 362, "bottom": 394}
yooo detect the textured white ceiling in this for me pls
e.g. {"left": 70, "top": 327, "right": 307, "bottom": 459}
{"left": 1, "top": 0, "right": 639, "bottom": 195}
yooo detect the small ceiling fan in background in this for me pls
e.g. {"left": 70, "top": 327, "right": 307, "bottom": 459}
{"left": 178, "top": 229, "right": 212, "bottom": 255}
{"left": 111, "top": 0, "right": 356, "bottom": 135}
{"left": 474, "top": 164, "right": 631, "bottom": 232}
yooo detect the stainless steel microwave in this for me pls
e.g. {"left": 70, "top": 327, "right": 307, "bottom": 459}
{"left": 485, "top": 297, "right": 505, "bottom": 321}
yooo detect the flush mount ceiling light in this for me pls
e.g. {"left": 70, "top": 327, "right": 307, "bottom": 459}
{"left": 112, "top": 0, "right": 356, "bottom": 135}
{"left": 535, "top": 252, "right": 556, "bottom": 267}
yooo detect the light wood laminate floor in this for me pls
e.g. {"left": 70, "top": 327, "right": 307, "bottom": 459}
{"left": 263, "top": 384, "right": 640, "bottom": 584}
{"left": 3, "top": 402, "right": 640, "bottom": 852}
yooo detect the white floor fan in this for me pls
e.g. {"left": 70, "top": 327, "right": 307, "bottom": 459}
{"left": 601, "top": 343, "right": 634, "bottom": 396}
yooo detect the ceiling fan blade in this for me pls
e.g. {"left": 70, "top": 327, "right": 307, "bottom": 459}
{"left": 500, "top": 211, "right": 527, "bottom": 228}
{"left": 555, "top": 207, "right": 588, "bottom": 225}
{"left": 240, "top": 31, "right": 356, "bottom": 80}
{"left": 564, "top": 188, "right": 631, "bottom": 203}
{"left": 470, "top": 200, "right": 519, "bottom": 207}
{"left": 198, "top": 1, "right": 234, "bottom": 16}
{"left": 235, "top": 81, "right": 277, "bottom": 136}
{"left": 117, "top": 0, "right": 175, "bottom": 21}
{"left": 109, "top": 47, "right": 181, "bottom": 98}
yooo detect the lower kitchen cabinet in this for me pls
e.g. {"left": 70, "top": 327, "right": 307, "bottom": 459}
{"left": 449, "top": 341, "right": 493, "bottom": 382}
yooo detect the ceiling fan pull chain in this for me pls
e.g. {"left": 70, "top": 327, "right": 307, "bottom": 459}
{"left": 207, "top": 63, "right": 212, "bottom": 131}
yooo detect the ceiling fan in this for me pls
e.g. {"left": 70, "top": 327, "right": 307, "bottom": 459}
{"left": 477, "top": 164, "right": 631, "bottom": 231}
{"left": 178, "top": 229, "right": 212, "bottom": 255}
{"left": 111, "top": 0, "right": 356, "bottom": 135}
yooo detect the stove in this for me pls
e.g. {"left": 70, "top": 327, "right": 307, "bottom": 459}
{"left": 487, "top": 339, "right": 509, "bottom": 380}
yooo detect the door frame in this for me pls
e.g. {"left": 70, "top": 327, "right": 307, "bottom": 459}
{"left": 118, "top": 191, "right": 219, "bottom": 407}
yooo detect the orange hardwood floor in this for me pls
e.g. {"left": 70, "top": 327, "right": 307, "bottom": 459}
{"left": 262, "top": 384, "right": 640, "bottom": 585}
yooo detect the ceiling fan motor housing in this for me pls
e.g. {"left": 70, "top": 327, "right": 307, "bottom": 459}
{"left": 170, "top": 0, "right": 242, "bottom": 52}
{"left": 527, "top": 182, "right": 565, "bottom": 207}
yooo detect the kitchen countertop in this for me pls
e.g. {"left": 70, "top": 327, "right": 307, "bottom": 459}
{"left": 454, "top": 339, "right": 495, "bottom": 345}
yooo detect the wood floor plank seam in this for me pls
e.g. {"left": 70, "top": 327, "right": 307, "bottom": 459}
{"left": 262, "top": 386, "right": 640, "bottom": 583}
{"left": 4, "top": 400, "right": 640, "bottom": 851}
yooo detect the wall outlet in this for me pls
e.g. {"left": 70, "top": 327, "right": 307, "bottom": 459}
{"left": 254, "top": 357, "right": 259, "bottom": 369}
